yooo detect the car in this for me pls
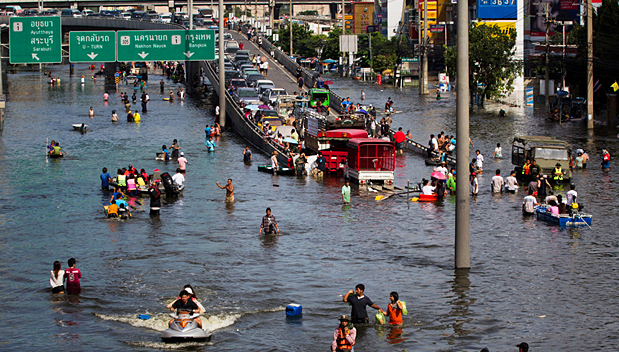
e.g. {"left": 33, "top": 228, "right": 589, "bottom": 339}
{"left": 20, "top": 9, "right": 38, "bottom": 16}
{"left": 228, "top": 78, "right": 248, "bottom": 90}
{"left": 160, "top": 12, "right": 172, "bottom": 23}
{"left": 81, "top": 9, "right": 95, "bottom": 16}
{"left": 131, "top": 11, "right": 148, "bottom": 20}
{"left": 120, "top": 12, "right": 132, "bottom": 20}
{"left": 236, "top": 50, "right": 251, "bottom": 56}
{"left": 233, "top": 87, "right": 261, "bottom": 106}
{"left": 238, "top": 64, "right": 254, "bottom": 72}
{"left": 61, "top": 9, "right": 82, "bottom": 17}
{"left": 511, "top": 136, "right": 573, "bottom": 183}
{"left": 257, "top": 84, "right": 275, "bottom": 98}
{"left": 255, "top": 80, "right": 275, "bottom": 90}
{"left": 224, "top": 70, "right": 243, "bottom": 80}
{"left": 145, "top": 13, "right": 162, "bottom": 22}
{"left": 0, "top": 11, "right": 16, "bottom": 17}
{"left": 40, "top": 9, "right": 60, "bottom": 16}
{"left": 223, "top": 63, "right": 235, "bottom": 71}
{"left": 234, "top": 60, "right": 252, "bottom": 69}
{"left": 246, "top": 74, "right": 265, "bottom": 87}
{"left": 261, "top": 88, "right": 288, "bottom": 105}
{"left": 225, "top": 41, "right": 240, "bottom": 54}
{"left": 98, "top": 10, "right": 116, "bottom": 17}
{"left": 223, "top": 33, "right": 233, "bottom": 41}
{"left": 243, "top": 69, "right": 261, "bottom": 80}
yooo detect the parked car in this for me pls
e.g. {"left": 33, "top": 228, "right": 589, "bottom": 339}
{"left": 20, "top": 9, "right": 38, "bottom": 16}
{"left": 120, "top": 12, "right": 131, "bottom": 20}
{"left": 81, "top": 9, "right": 95, "bottom": 17}
{"left": 246, "top": 74, "right": 265, "bottom": 87}
{"left": 261, "top": 88, "right": 288, "bottom": 105}
{"left": 159, "top": 12, "right": 171, "bottom": 23}
{"left": 233, "top": 87, "right": 261, "bottom": 106}
{"left": 40, "top": 9, "right": 60, "bottom": 16}
{"left": 131, "top": 11, "right": 148, "bottom": 20}
{"left": 242, "top": 69, "right": 261, "bottom": 79}
{"left": 61, "top": 9, "right": 82, "bottom": 17}
{"left": 224, "top": 70, "right": 243, "bottom": 81}
{"left": 228, "top": 78, "right": 248, "bottom": 90}
{"left": 255, "top": 80, "right": 275, "bottom": 91}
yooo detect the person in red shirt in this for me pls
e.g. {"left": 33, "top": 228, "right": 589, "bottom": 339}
{"left": 393, "top": 127, "right": 407, "bottom": 155}
{"left": 64, "top": 258, "right": 82, "bottom": 294}
{"left": 379, "top": 291, "right": 403, "bottom": 325}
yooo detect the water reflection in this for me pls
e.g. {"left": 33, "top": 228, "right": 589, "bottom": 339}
{"left": 446, "top": 269, "right": 475, "bottom": 339}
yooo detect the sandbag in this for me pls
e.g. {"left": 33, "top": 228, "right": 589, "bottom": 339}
{"left": 400, "top": 301, "right": 408, "bottom": 315}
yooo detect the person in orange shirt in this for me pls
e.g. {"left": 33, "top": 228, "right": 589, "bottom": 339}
{"left": 379, "top": 291, "right": 403, "bottom": 325}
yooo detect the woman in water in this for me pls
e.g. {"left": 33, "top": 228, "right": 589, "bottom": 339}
{"left": 88, "top": 107, "right": 95, "bottom": 118}
{"left": 170, "top": 139, "right": 181, "bottom": 158}
{"left": 111, "top": 110, "right": 118, "bottom": 122}
{"left": 379, "top": 292, "right": 403, "bottom": 325}
{"left": 50, "top": 261, "right": 65, "bottom": 294}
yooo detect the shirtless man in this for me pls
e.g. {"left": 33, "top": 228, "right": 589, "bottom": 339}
{"left": 216, "top": 179, "right": 234, "bottom": 202}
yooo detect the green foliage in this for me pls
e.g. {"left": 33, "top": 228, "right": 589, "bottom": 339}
{"left": 224, "top": 6, "right": 251, "bottom": 18}
{"left": 444, "top": 23, "right": 522, "bottom": 101}
{"left": 276, "top": 23, "right": 327, "bottom": 58}
{"left": 298, "top": 10, "right": 319, "bottom": 16}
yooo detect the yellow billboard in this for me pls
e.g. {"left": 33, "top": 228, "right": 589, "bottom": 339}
{"left": 477, "top": 21, "right": 516, "bottom": 35}
{"left": 353, "top": 2, "right": 374, "bottom": 33}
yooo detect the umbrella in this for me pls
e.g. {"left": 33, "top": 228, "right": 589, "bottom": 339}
{"left": 260, "top": 56, "right": 268, "bottom": 62}
{"left": 323, "top": 80, "right": 334, "bottom": 85}
{"left": 244, "top": 105, "right": 260, "bottom": 110}
{"left": 258, "top": 104, "right": 270, "bottom": 109}
{"left": 283, "top": 137, "right": 299, "bottom": 144}
{"left": 382, "top": 69, "right": 393, "bottom": 75}
{"left": 322, "top": 59, "right": 337, "bottom": 64}
{"left": 431, "top": 171, "right": 447, "bottom": 180}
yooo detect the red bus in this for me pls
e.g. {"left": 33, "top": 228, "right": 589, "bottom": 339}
{"left": 345, "top": 138, "right": 395, "bottom": 185}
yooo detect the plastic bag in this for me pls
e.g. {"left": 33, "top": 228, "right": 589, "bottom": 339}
{"left": 400, "top": 301, "right": 408, "bottom": 315}
{"left": 375, "top": 311, "right": 386, "bottom": 324}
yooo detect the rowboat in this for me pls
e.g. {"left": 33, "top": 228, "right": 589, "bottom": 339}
{"left": 72, "top": 123, "right": 88, "bottom": 132}
{"left": 257, "top": 165, "right": 295, "bottom": 175}
{"left": 418, "top": 194, "right": 438, "bottom": 202}
{"left": 535, "top": 206, "right": 592, "bottom": 227}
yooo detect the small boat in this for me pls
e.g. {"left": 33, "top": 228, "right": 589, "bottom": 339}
{"left": 425, "top": 159, "right": 455, "bottom": 167}
{"left": 72, "top": 123, "right": 88, "bottom": 132}
{"left": 48, "top": 153, "right": 64, "bottom": 158}
{"left": 418, "top": 194, "right": 438, "bottom": 202}
{"left": 535, "top": 206, "right": 592, "bottom": 227}
{"left": 257, "top": 165, "right": 295, "bottom": 175}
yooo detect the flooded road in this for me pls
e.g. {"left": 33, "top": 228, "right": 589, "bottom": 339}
{"left": 0, "top": 64, "right": 618, "bottom": 351}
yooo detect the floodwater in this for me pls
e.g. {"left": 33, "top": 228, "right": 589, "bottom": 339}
{"left": 0, "top": 63, "right": 618, "bottom": 352}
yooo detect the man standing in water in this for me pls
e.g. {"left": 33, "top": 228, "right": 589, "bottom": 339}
{"left": 342, "top": 284, "right": 382, "bottom": 324}
{"left": 259, "top": 207, "right": 279, "bottom": 236}
{"left": 216, "top": 179, "right": 234, "bottom": 202}
{"left": 342, "top": 180, "right": 351, "bottom": 204}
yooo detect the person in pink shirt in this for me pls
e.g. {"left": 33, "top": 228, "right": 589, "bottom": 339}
{"left": 64, "top": 258, "right": 82, "bottom": 294}
{"left": 548, "top": 200, "right": 560, "bottom": 215}
{"left": 177, "top": 152, "right": 188, "bottom": 173}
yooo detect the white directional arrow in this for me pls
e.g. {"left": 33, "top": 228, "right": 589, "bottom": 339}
{"left": 183, "top": 51, "right": 194, "bottom": 58}
{"left": 138, "top": 51, "right": 149, "bottom": 59}
{"left": 87, "top": 52, "right": 98, "bottom": 60}
{"left": 32, "top": 53, "right": 40, "bottom": 61}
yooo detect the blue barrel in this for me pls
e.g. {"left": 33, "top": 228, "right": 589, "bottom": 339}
{"left": 285, "top": 303, "right": 302, "bottom": 317}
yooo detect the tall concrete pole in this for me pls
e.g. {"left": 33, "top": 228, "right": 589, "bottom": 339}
{"left": 455, "top": 0, "right": 470, "bottom": 269}
{"left": 544, "top": 3, "right": 550, "bottom": 106}
{"left": 587, "top": 0, "right": 594, "bottom": 129}
{"left": 218, "top": 0, "right": 226, "bottom": 127}
{"left": 269, "top": 0, "right": 274, "bottom": 34}
{"left": 420, "top": 0, "right": 428, "bottom": 94}
{"left": 189, "top": 0, "right": 193, "bottom": 29}
{"left": 290, "top": 0, "right": 293, "bottom": 55}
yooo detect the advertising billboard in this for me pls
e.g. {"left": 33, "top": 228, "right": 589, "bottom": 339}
{"left": 529, "top": 0, "right": 579, "bottom": 40}
{"left": 478, "top": 0, "right": 517, "bottom": 19}
{"left": 353, "top": 2, "right": 374, "bottom": 33}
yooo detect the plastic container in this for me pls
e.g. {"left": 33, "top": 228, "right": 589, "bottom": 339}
{"left": 285, "top": 303, "right": 302, "bottom": 317}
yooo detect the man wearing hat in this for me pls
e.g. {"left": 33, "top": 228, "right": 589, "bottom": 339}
{"left": 552, "top": 162, "right": 564, "bottom": 182}
{"left": 331, "top": 315, "right": 356, "bottom": 352}
{"left": 177, "top": 152, "right": 188, "bottom": 173}
{"left": 517, "top": 342, "right": 529, "bottom": 352}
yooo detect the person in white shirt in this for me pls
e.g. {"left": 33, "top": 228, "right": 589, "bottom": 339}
{"left": 436, "top": 161, "right": 448, "bottom": 176}
{"left": 475, "top": 150, "right": 484, "bottom": 171}
{"left": 171, "top": 168, "right": 185, "bottom": 187}
{"left": 493, "top": 143, "right": 502, "bottom": 159}
{"left": 470, "top": 172, "right": 479, "bottom": 195}
{"left": 505, "top": 170, "right": 519, "bottom": 193}
{"left": 523, "top": 190, "right": 539, "bottom": 214}
{"left": 50, "top": 261, "right": 65, "bottom": 294}
{"left": 177, "top": 152, "right": 189, "bottom": 172}
{"left": 422, "top": 179, "right": 435, "bottom": 195}
{"left": 490, "top": 169, "right": 504, "bottom": 193}
{"left": 566, "top": 183, "right": 578, "bottom": 207}
{"left": 431, "top": 136, "right": 439, "bottom": 151}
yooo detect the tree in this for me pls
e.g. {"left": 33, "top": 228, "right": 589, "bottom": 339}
{"left": 444, "top": 23, "right": 522, "bottom": 105}
{"left": 276, "top": 23, "right": 325, "bottom": 57}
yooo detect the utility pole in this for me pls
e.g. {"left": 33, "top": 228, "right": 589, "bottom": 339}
{"left": 419, "top": 0, "right": 429, "bottom": 95}
{"left": 189, "top": 0, "right": 193, "bottom": 29}
{"left": 587, "top": 0, "right": 594, "bottom": 129}
{"left": 218, "top": 0, "right": 226, "bottom": 128}
{"left": 544, "top": 2, "right": 550, "bottom": 106}
{"left": 269, "top": 0, "right": 274, "bottom": 34}
{"left": 289, "top": 0, "right": 293, "bottom": 55}
{"left": 369, "top": 32, "right": 373, "bottom": 69}
{"left": 341, "top": 0, "right": 345, "bottom": 76}
{"left": 455, "top": 0, "right": 470, "bottom": 269}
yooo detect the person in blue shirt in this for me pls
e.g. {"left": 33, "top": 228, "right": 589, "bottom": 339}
{"left": 113, "top": 193, "right": 128, "bottom": 209}
{"left": 205, "top": 125, "right": 211, "bottom": 141}
{"left": 206, "top": 136, "right": 216, "bottom": 152}
{"left": 100, "top": 167, "right": 112, "bottom": 190}
{"left": 162, "top": 145, "right": 170, "bottom": 161}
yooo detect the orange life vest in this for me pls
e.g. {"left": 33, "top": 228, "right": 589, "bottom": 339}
{"left": 337, "top": 328, "right": 354, "bottom": 350}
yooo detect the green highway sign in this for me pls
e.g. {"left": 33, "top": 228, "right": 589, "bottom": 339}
{"left": 69, "top": 31, "right": 116, "bottom": 63}
{"left": 9, "top": 16, "right": 61, "bottom": 64}
{"left": 117, "top": 30, "right": 215, "bottom": 62}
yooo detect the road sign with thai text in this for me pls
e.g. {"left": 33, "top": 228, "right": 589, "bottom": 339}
{"left": 116, "top": 30, "right": 215, "bottom": 62}
{"left": 9, "top": 16, "right": 61, "bottom": 64}
{"left": 69, "top": 31, "right": 116, "bottom": 63}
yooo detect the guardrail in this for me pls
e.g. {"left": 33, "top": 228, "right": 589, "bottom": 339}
{"left": 257, "top": 35, "right": 345, "bottom": 115}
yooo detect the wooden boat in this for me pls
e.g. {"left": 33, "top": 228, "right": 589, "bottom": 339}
{"left": 72, "top": 123, "right": 88, "bottom": 132}
{"left": 535, "top": 206, "right": 592, "bottom": 227}
{"left": 425, "top": 159, "right": 455, "bottom": 167}
{"left": 257, "top": 165, "right": 295, "bottom": 175}
{"left": 48, "top": 153, "right": 63, "bottom": 158}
